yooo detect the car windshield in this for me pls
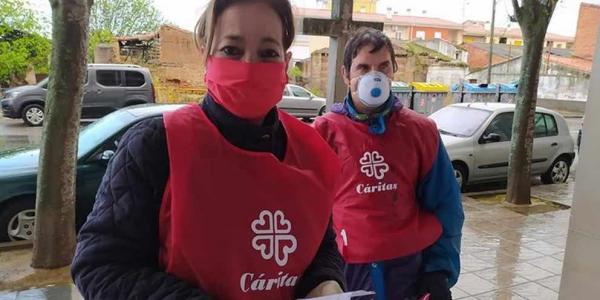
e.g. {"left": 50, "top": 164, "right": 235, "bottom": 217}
{"left": 430, "top": 106, "right": 492, "bottom": 137}
{"left": 77, "top": 111, "right": 134, "bottom": 158}
{"left": 36, "top": 78, "right": 49, "bottom": 88}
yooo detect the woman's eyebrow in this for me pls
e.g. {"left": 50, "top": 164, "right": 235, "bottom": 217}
{"left": 223, "top": 35, "right": 244, "bottom": 42}
{"left": 261, "top": 36, "right": 282, "bottom": 46}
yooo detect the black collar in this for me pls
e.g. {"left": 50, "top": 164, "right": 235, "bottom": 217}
{"left": 201, "top": 94, "right": 287, "bottom": 160}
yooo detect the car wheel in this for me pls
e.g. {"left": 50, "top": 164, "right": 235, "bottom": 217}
{"left": 452, "top": 162, "right": 467, "bottom": 192}
{"left": 318, "top": 106, "right": 326, "bottom": 116}
{"left": 22, "top": 104, "right": 44, "bottom": 127}
{"left": 541, "top": 156, "right": 570, "bottom": 184}
{"left": 0, "top": 198, "right": 36, "bottom": 242}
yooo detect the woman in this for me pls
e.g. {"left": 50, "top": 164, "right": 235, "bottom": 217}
{"left": 71, "top": 1, "right": 345, "bottom": 299}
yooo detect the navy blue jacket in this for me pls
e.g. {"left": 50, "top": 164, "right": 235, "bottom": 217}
{"left": 71, "top": 97, "right": 345, "bottom": 299}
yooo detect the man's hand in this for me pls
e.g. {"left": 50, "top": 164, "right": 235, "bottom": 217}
{"left": 305, "top": 280, "right": 344, "bottom": 298}
{"left": 417, "top": 272, "right": 452, "bottom": 300}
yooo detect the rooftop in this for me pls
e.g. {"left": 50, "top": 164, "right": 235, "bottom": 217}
{"left": 463, "top": 21, "right": 574, "bottom": 42}
{"left": 293, "top": 6, "right": 463, "bottom": 30}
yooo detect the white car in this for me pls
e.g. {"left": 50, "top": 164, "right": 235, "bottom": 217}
{"left": 278, "top": 84, "right": 326, "bottom": 120}
{"left": 429, "top": 103, "right": 576, "bottom": 190}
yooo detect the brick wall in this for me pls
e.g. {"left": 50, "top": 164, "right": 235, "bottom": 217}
{"left": 463, "top": 44, "right": 507, "bottom": 71}
{"left": 158, "top": 25, "right": 204, "bottom": 87}
{"left": 305, "top": 44, "right": 429, "bottom": 97}
{"left": 573, "top": 3, "right": 600, "bottom": 60}
{"left": 307, "top": 51, "right": 329, "bottom": 97}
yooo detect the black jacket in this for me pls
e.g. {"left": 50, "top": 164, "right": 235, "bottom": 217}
{"left": 71, "top": 97, "right": 345, "bottom": 299}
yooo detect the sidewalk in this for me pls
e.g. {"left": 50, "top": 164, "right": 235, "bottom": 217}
{"left": 0, "top": 182, "right": 576, "bottom": 300}
{"left": 453, "top": 181, "right": 575, "bottom": 300}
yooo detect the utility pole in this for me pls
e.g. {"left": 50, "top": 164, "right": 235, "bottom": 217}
{"left": 487, "top": 0, "right": 497, "bottom": 84}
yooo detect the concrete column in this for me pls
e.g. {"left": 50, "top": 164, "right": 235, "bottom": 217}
{"left": 558, "top": 32, "right": 600, "bottom": 298}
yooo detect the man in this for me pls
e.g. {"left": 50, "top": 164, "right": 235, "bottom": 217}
{"left": 314, "top": 27, "right": 464, "bottom": 300}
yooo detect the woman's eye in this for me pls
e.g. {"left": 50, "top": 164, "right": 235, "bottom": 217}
{"left": 220, "top": 46, "right": 243, "bottom": 57}
{"left": 260, "top": 49, "right": 280, "bottom": 59}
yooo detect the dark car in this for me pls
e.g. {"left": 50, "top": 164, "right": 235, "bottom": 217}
{"left": 1, "top": 64, "right": 156, "bottom": 126}
{"left": 0, "top": 104, "right": 182, "bottom": 242}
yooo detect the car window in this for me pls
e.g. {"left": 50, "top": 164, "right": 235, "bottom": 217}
{"left": 534, "top": 113, "right": 547, "bottom": 138}
{"left": 429, "top": 106, "right": 491, "bottom": 137}
{"left": 283, "top": 87, "right": 291, "bottom": 96}
{"left": 96, "top": 70, "right": 121, "bottom": 86}
{"left": 290, "top": 86, "right": 312, "bottom": 98}
{"left": 545, "top": 114, "right": 558, "bottom": 136}
{"left": 125, "top": 71, "right": 146, "bottom": 87}
{"left": 78, "top": 111, "right": 134, "bottom": 158}
{"left": 484, "top": 112, "right": 514, "bottom": 142}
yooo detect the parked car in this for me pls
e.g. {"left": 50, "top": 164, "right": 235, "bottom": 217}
{"left": 0, "top": 104, "right": 182, "bottom": 242}
{"left": 429, "top": 103, "right": 575, "bottom": 190}
{"left": 577, "top": 117, "right": 583, "bottom": 153}
{"left": 277, "top": 84, "right": 326, "bottom": 120}
{"left": 1, "top": 64, "right": 156, "bottom": 126}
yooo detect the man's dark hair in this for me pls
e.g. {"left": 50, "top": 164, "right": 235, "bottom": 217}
{"left": 343, "top": 27, "right": 398, "bottom": 76}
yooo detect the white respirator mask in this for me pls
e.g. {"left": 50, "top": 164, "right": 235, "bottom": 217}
{"left": 356, "top": 71, "right": 391, "bottom": 109}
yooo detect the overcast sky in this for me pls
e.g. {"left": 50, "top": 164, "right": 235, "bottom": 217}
{"left": 30, "top": 0, "right": 600, "bottom": 37}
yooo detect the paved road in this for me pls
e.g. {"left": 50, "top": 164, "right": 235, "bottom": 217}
{"left": 0, "top": 116, "right": 43, "bottom": 151}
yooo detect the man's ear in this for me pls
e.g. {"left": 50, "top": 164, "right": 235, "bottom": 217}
{"left": 341, "top": 66, "right": 350, "bottom": 86}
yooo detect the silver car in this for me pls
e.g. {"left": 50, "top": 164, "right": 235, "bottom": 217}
{"left": 278, "top": 84, "right": 326, "bottom": 120}
{"left": 429, "top": 103, "right": 576, "bottom": 190}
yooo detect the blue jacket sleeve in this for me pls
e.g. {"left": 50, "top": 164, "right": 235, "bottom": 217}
{"left": 417, "top": 137, "right": 464, "bottom": 287}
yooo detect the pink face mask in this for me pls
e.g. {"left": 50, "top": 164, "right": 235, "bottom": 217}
{"left": 204, "top": 56, "right": 288, "bottom": 120}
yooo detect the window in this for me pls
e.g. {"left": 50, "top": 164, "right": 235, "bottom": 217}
{"left": 434, "top": 32, "right": 442, "bottom": 39}
{"left": 483, "top": 112, "right": 514, "bottom": 142}
{"left": 290, "top": 86, "right": 312, "bottom": 98}
{"left": 283, "top": 88, "right": 291, "bottom": 96}
{"left": 533, "top": 113, "right": 560, "bottom": 138}
{"left": 416, "top": 31, "right": 426, "bottom": 40}
{"left": 125, "top": 71, "right": 146, "bottom": 87}
{"left": 545, "top": 114, "right": 558, "bottom": 136}
{"left": 499, "top": 37, "right": 508, "bottom": 44}
{"left": 534, "top": 113, "right": 547, "bottom": 138}
{"left": 395, "top": 31, "right": 402, "bottom": 40}
{"left": 429, "top": 106, "right": 491, "bottom": 137}
{"left": 96, "top": 70, "right": 121, "bottom": 86}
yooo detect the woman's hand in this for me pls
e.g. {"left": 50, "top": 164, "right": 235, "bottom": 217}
{"left": 305, "top": 280, "right": 344, "bottom": 298}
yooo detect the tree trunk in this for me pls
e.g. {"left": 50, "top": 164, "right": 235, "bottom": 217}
{"left": 506, "top": 1, "right": 556, "bottom": 205}
{"left": 32, "top": 0, "right": 93, "bottom": 268}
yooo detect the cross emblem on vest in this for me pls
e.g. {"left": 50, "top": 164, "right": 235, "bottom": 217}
{"left": 251, "top": 210, "right": 297, "bottom": 267}
{"left": 359, "top": 151, "right": 389, "bottom": 180}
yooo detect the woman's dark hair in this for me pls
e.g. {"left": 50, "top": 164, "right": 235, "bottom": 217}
{"left": 194, "top": 0, "right": 295, "bottom": 57}
{"left": 343, "top": 27, "right": 398, "bottom": 75}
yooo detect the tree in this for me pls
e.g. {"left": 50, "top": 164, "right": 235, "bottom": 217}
{"left": 0, "top": 0, "right": 51, "bottom": 86}
{"left": 32, "top": 0, "right": 92, "bottom": 268}
{"left": 90, "top": 0, "right": 163, "bottom": 36}
{"left": 506, "top": 0, "right": 559, "bottom": 205}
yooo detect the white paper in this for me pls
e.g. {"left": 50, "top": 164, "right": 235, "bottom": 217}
{"left": 298, "top": 290, "right": 375, "bottom": 300}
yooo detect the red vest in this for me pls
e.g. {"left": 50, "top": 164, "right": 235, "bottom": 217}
{"left": 314, "top": 108, "right": 442, "bottom": 264}
{"left": 159, "top": 104, "right": 340, "bottom": 300}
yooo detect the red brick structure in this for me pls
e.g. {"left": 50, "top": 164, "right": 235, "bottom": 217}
{"left": 573, "top": 3, "right": 600, "bottom": 60}
{"left": 111, "top": 25, "right": 205, "bottom": 102}
{"left": 463, "top": 43, "right": 509, "bottom": 71}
